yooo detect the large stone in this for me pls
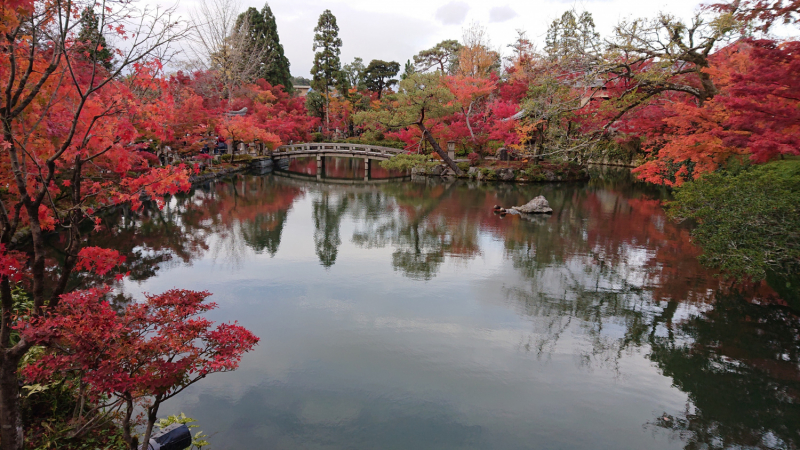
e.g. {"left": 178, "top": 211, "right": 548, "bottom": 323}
{"left": 496, "top": 168, "right": 515, "bottom": 181}
{"left": 428, "top": 164, "right": 445, "bottom": 176}
{"left": 512, "top": 196, "right": 553, "bottom": 214}
{"left": 497, "top": 148, "right": 509, "bottom": 161}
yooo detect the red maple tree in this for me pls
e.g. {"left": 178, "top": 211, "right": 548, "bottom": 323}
{"left": 21, "top": 287, "right": 259, "bottom": 449}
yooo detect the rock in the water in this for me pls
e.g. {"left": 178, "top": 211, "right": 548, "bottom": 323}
{"left": 511, "top": 196, "right": 553, "bottom": 214}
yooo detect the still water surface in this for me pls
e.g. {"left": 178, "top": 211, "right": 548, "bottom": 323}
{"left": 94, "top": 165, "right": 799, "bottom": 450}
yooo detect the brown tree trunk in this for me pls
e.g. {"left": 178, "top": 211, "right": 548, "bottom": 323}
{"left": 0, "top": 353, "right": 23, "bottom": 450}
{"left": 418, "top": 124, "right": 462, "bottom": 175}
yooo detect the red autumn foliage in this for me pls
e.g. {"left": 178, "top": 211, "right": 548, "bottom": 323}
{"left": 75, "top": 247, "right": 127, "bottom": 276}
{"left": 633, "top": 39, "right": 800, "bottom": 185}
{"left": 21, "top": 288, "right": 259, "bottom": 447}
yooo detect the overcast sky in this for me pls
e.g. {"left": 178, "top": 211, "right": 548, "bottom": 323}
{"left": 175, "top": 0, "right": 708, "bottom": 78}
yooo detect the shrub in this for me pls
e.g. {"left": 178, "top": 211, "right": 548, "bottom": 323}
{"left": 380, "top": 154, "right": 438, "bottom": 171}
{"left": 668, "top": 159, "right": 800, "bottom": 280}
{"left": 521, "top": 166, "right": 546, "bottom": 182}
{"left": 457, "top": 162, "right": 470, "bottom": 173}
{"left": 480, "top": 168, "right": 497, "bottom": 180}
{"left": 468, "top": 153, "right": 480, "bottom": 166}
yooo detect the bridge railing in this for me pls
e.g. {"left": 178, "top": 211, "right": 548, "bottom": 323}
{"left": 274, "top": 143, "right": 405, "bottom": 157}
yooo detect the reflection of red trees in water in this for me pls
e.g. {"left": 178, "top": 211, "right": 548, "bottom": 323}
{"left": 385, "top": 180, "right": 725, "bottom": 304}
{"left": 325, "top": 158, "right": 362, "bottom": 179}
{"left": 369, "top": 164, "right": 389, "bottom": 178}
{"left": 68, "top": 176, "right": 305, "bottom": 287}
{"left": 288, "top": 158, "right": 318, "bottom": 176}
{"left": 286, "top": 157, "right": 404, "bottom": 179}
{"left": 194, "top": 176, "right": 303, "bottom": 228}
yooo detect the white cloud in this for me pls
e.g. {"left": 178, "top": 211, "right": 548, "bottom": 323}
{"left": 435, "top": 1, "right": 470, "bottom": 25}
{"left": 167, "top": 0, "right": 708, "bottom": 78}
{"left": 489, "top": 5, "right": 517, "bottom": 23}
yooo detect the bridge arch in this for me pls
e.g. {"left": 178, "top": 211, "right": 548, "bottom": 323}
{"left": 272, "top": 143, "right": 405, "bottom": 180}
{"left": 273, "top": 143, "right": 405, "bottom": 161}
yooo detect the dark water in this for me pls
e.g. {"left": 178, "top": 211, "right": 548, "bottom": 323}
{"left": 94, "top": 167, "right": 799, "bottom": 450}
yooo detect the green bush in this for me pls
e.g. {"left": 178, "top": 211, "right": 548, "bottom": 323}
{"left": 457, "top": 162, "right": 470, "bottom": 173}
{"left": 380, "top": 154, "right": 437, "bottom": 171}
{"left": 338, "top": 139, "right": 406, "bottom": 150}
{"left": 521, "top": 167, "right": 546, "bottom": 181}
{"left": 480, "top": 168, "right": 497, "bottom": 180}
{"left": 668, "top": 159, "right": 800, "bottom": 280}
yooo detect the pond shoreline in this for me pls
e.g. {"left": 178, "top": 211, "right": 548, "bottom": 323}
{"left": 412, "top": 162, "right": 591, "bottom": 183}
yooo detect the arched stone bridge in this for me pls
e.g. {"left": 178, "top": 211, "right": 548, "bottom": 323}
{"left": 274, "top": 143, "right": 404, "bottom": 160}
{"left": 273, "top": 143, "right": 405, "bottom": 179}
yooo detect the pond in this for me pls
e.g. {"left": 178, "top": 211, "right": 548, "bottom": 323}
{"left": 89, "top": 166, "right": 799, "bottom": 450}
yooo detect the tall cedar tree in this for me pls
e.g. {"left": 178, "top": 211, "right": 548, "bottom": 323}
{"left": 77, "top": 7, "right": 114, "bottom": 71}
{"left": 311, "top": 9, "right": 342, "bottom": 131}
{"left": 364, "top": 59, "right": 400, "bottom": 99}
{"left": 544, "top": 10, "right": 600, "bottom": 61}
{"left": 236, "top": 3, "right": 292, "bottom": 91}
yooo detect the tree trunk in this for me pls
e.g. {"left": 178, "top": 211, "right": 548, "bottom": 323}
{"left": 122, "top": 396, "right": 135, "bottom": 450}
{"left": 141, "top": 400, "right": 161, "bottom": 450}
{"left": 0, "top": 353, "right": 23, "bottom": 450}
{"left": 324, "top": 86, "right": 330, "bottom": 133}
{"left": 418, "top": 124, "right": 462, "bottom": 175}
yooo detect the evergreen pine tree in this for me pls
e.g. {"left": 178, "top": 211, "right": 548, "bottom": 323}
{"left": 77, "top": 7, "right": 113, "bottom": 71}
{"left": 236, "top": 3, "right": 293, "bottom": 91}
{"left": 544, "top": 10, "right": 599, "bottom": 60}
{"left": 401, "top": 60, "right": 415, "bottom": 80}
{"left": 311, "top": 9, "right": 342, "bottom": 131}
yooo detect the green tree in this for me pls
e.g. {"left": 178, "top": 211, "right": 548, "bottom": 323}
{"left": 354, "top": 72, "right": 463, "bottom": 175}
{"left": 363, "top": 59, "right": 400, "bottom": 99}
{"left": 305, "top": 91, "right": 325, "bottom": 121}
{"left": 544, "top": 10, "right": 600, "bottom": 61}
{"left": 413, "top": 39, "right": 462, "bottom": 74}
{"left": 400, "top": 59, "right": 415, "bottom": 80}
{"left": 343, "top": 57, "right": 366, "bottom": 91}
{"left": 77, "top": 7, "right": 113, "bottom": 71}
{"left": 311, "top": 9, "right": 342, "bottom": 131}
{"left": 291, "top": 75, "right": 312, "bottom": 86}
{"left": 668, "top": 159, "right": 800, "bottom": 280}
{"left": 235, "top": 3, "right": 292, "bottom": 91}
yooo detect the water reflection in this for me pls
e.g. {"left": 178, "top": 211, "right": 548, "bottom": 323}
{"left": 80, "top": 170, "right": 798, "bottom": 450}
{"left": 313, "top": 192, "right": 348, "bottom": 268}
{"left": 648, "top": 289, "right": 800, "bottom": 449}
{"left": 286, "top": 156, "right": 403, "bottom": 179}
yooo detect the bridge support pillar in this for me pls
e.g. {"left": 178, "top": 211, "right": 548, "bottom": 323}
{"left": 364, "top": 158, "right": 370, "bottom": 181}
{"left": 316, "top": 154, "right": 325, "bottom": 178}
